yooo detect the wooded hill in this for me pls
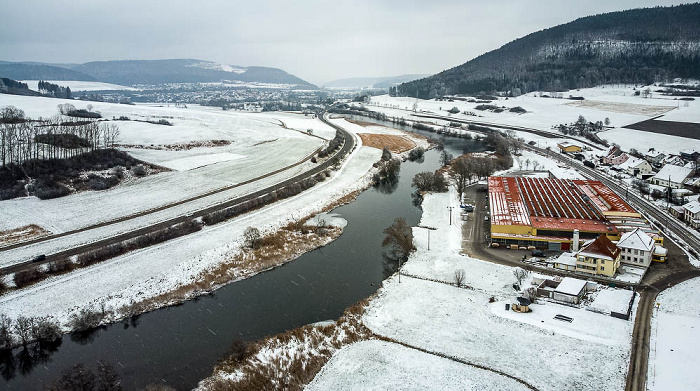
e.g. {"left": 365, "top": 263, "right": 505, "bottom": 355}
{"left": 0, "top": 59, "right": 316, "bottom": 88}
{"left": 396, "top": 3, "right": 700, "bottom": 98}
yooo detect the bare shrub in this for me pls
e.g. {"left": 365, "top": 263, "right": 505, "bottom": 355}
{"left": 68, "top": 309, "right": 104, "bottom": 333}
{"left": 131, "top": 164, "right": 147, "bottom": 176}
{"left": 454, "top": 269, "right": 466, "bottom": 287}
{"left": 13, "top": 267, "right": 46, "bottom": 288}
{"left": 243, "top": 227, "right": 261, "bottom": 249}
{"left": 32, "top": 317, "right": 62, "bottom": 343}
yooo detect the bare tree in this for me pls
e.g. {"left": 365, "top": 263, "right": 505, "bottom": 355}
{"left": 382, "top": 217, "right": 415, "bottom": 262}
{"left": 454, "top": 269, "right": 466, "bottom": 287}
{"left": 13, "top": 315, "right": 35, "bottom": 345}
{"left": 513, "top": 267, "right": 528, "bottom": 286}
{"left": 440, "top": 150, "right": 453, "bottom": 167}
{"left": 0, "top": 314, "right": 14, "bottom": 349}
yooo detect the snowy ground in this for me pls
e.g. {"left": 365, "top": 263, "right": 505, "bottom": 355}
{"left": 313, "top": 186, "right": 635, "bottom": 390}
{"left": 366, "top": 85, "right": 698, "bottom": 156}
{"left": 0, "top": 95, "right": 335, "bottom": 239}
{"left": 0, "top": 139, "right": 383, "bottom": 327}
{"left": 647, "top": 277, "right": 700, "bottom": 391}
{"left": 0, "top": 121, "right": 434, "bottom": 336}
{"left": 307, "top": 340, "right": 531, "bottom": 391}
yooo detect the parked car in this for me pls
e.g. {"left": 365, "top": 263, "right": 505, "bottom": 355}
{"left": 31, "top": 254, "right": 46, "bottom": 262}
{"left": 531, "top": 250, "right": 545, "bottom": 257}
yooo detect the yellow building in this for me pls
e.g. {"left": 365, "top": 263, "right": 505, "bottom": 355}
{"left": 557, "top": 142, "right": 582, "bottom": 153}
{"left": 575, "top": 234, "right": 621, "bottom": 277}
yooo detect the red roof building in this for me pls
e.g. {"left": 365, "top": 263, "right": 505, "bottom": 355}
{"left": 489, "top": 176, "right": 642, "bottom": 250}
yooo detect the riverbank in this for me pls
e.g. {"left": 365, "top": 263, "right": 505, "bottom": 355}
{"left": 255, "top": 185, "right": 637, "bottom": 390}
{"left": 0, "top": 124, "right": 427, "bottom": 339}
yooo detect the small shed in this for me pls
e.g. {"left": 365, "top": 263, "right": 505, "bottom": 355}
{"left": 512, "top": 297, "right": 532, "bottom": 313}
{"left": 553, "top": 252, "right": 577, "bottom": 271}
{"left": 552, "top": 277, "right": 587, "bottom": 304}
{"left": 557, "top": 142, "right": 582, "bottom": 154}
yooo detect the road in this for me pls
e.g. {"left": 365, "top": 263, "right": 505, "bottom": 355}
{"left": 1, "top": 111, "right": 356, "bottom": 274}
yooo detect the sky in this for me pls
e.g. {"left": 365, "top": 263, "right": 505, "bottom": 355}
{"left": 0, "top": 0, "right": 690, "bottom": 86}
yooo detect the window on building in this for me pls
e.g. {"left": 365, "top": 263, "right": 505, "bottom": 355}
{"left": 601, "top": 266, "right": 605, "bottom": 271}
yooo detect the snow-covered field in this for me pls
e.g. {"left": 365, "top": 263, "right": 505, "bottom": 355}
{"left": 366, "top": 85, "right": 699, "bottom": 156}
{"left": 307, "top": 340, "right": 531, "bottom": 391}
{"left": 0, "top": 136, "right": 386, "bottom": 327}
{"left": 648, "top": 277, "right": 700, "bottom": 391}
{"left": 22, "top": 80, "right": 137, "bottom": 91}
{"left": 314, "top": 186, "right": 635, "bottom": 390}
{"left": 0, "top": 95, "right": 334, "bottom": 239}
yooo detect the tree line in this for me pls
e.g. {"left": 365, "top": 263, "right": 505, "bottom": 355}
{"left": 0, "top": 105, "right": 119, "bottom": 169}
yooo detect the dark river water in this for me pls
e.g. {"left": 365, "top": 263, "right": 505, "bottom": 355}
{"left": 1, "top": 123, "right": 488, "bottom": 390}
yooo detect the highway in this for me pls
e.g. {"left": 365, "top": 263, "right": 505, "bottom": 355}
{"left": 1, "top": 111, "right": 357, "bottom": 274}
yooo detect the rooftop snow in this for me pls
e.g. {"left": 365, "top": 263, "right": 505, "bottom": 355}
{"left": 683, "top": 200, "right": 700, "bottom": 214}
{"left": 591, "top": 288, "right": 633, "bottom": 314}
{"left": 555, "top": 277, "right": 587, "bottom": 296}
{"left": 488, "top": 176, "right": 635, "bottom": 233}
{"left": 652, "top": 164, "right": 694, "bottom": 183}
{"left": 617, "top": 228, "right": 654, "bottom": 252}
{"left": 579, "top": 234, "right": 621, "bottom": 261}
{"left": 555, "top": 252, "right": 578, "bottom": 266}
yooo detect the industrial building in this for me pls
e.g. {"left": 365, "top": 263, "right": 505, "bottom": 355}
{"left": 488, "top": 176, "right": 654, "bottom": 250}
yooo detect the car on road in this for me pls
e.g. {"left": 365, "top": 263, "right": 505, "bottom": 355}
{"left": 31, "top": 254, "right": 46, "bottom": 262}
{"left": 531, "top": 249, "right": 545, "bottom": 258}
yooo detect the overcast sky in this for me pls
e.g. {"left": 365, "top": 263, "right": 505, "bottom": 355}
{"left": 0, "top": 0, "right": 688, "bottom": 85}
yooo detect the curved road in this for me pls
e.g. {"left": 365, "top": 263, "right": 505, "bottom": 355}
{"left": 1, "top": 111, "right": 357, "bottom": 274}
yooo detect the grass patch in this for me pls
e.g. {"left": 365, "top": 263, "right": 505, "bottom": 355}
{"left": 199, "top": 299, "right": 373, "bottom": 391}
{"left": 0, "top": 224, "right": 52, "bottom": 247}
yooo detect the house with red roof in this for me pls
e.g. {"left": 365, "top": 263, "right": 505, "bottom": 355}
{"left": 575, "top": 234, "right": 621, "bottom": 277}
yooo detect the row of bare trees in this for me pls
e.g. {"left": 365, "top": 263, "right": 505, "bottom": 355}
{"left": 0, "top": 106, "right": 119, "bottom": 168}
{"left": 451, "top": 154, "right": 512, "bottom": 201}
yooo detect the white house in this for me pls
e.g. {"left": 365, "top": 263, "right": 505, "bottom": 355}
{"left": 650, "top": 164, "right": 695, "bottom": 189}
{"left": 682, "top": 200, "right": 700, "bottom": 229}
{"left": 616, "top": 228, "right": 654, "bottom": 268}
{"left": 644, "top": 149, "right": 665, "bottom": 166}
{"left": 552, "top": 277, "right": 587, "bottom": 304}
{"left": 617, "top": 156, "right": 653, "bottom": 178}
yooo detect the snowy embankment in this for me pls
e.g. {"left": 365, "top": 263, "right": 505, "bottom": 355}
{"left": 311, "top": 187, "right": 635, "bottom": 390}
{"left": 0, "top": 120, "right": 430, "bottom": 338}
{"left": 0, "top": 96, "right": 339, "bottom": 266}
{"left": 648, "top": 277, "right": 700, "bottom": 391}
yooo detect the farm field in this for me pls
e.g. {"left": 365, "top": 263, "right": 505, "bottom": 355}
{"left": 0, "top": 95, "right": 334, "bottom": 237}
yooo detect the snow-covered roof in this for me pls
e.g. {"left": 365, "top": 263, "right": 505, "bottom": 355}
{"left": 683, "top": 200, "right": 700, "bottom": 214}
{"left": 555, "top": 277, "right": 587, "bottom": 296}
{"left": 591, "top": 289, "right": 633, "bottom": 314}
{"left": 652, "top": 164, "right": 694, "bottom": 184}
{"left": 653, "top": 245, "right": 668, "bottom": 256}
{"left": 617, "top": 228, "right": 654, "bottom": 252}
{"left": 617, "top": 156, "right": 647, "bottom": 170}
{"left": 554, "top": 252, "right": 578, "bottom": 266}
{"left": 578, "top": 234, "right": 621, "bottom": 261}
{"left": 645, "top": 150, "right": 664, "bottom": 158}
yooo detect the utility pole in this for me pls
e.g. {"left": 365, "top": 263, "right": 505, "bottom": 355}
{"left": 447, "top": 206, "right": 454, "bottom": 225}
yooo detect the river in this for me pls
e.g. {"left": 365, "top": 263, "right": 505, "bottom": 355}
{"left": 1, "top": 124, "right": 488, "bottom": 390}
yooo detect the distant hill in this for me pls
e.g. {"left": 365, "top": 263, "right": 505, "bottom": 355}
{"left": 397, "top": 3, "right": 700, "bottom": 98}
{"left": 0, "top": 59, "right": 316, "bottom": 88}
{"left": 0, "top": 63, "right": 96, "bottom": 82}
{"left": 325, "top": 74, "right": 429, "bottom": 89}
